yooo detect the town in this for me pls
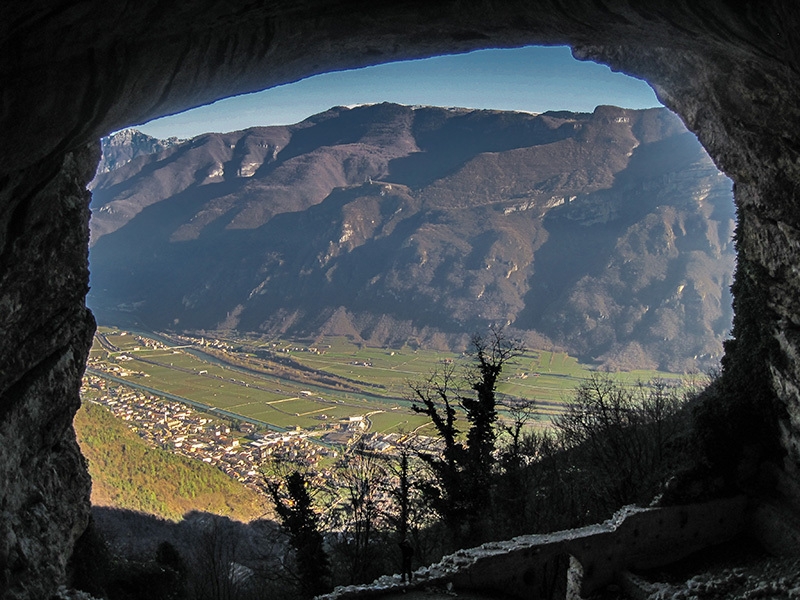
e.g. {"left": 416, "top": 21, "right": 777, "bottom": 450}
{"left": 80, "top": 369, "right": 443, "bottom": 499}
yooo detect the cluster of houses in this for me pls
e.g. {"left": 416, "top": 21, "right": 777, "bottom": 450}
{"left": 83, "top": 331, "right": 450, "bottom": 501}
{"left": 81, "top": 374, "right": 340, "bottom": 494}
{"left": 168, "top": 331, "right": 332, "bottom": 356}
{"left": 168, "top": 332, "right": 234, "bottom": 352}
{"left": 79, "top": 371, "right": 448, "bottom": 499}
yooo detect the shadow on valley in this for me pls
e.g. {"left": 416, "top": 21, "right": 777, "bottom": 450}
{"left": 72, "top": 507, "right": 285, "bottom": 600}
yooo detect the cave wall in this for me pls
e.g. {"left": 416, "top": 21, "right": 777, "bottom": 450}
{"left": 1, "top": 1, "right": 799, "bottom": 597}
{"left": 0, "top": 144, "right": 96, "bottom": 598}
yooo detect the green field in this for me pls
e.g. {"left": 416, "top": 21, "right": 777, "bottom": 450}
{"left": 263, "top": 339, "right": 684, "bottom": 409}
{"left": 89, "top": 327, "right": 687, "bottom": 435}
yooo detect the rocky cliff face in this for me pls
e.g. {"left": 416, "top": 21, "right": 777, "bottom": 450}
{"left": 1, "top": 1, "right": 799, "bottom": 598}
{"left": 0, "top": 144, "right": 96, "bottom": 598}
{"left": 94, "top": 129, "right": 184, "bottom": 176}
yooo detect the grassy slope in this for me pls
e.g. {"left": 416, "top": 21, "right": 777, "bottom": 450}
{"left": 74, "top": 402, "right": 270, "bottom": 522}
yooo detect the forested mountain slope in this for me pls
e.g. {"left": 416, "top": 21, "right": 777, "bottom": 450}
{"left": 89, "top": 103, "right": 734, "bottom": 371}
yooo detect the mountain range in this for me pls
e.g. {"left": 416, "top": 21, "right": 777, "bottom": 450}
{"left": 88, "top": 103, "right": 735, "bottom": 372}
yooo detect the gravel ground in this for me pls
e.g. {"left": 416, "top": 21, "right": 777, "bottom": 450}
{"left": 635, "top": 557, "right": 800, "bottom": 600}
{"left": 623, "top": 537, "right": 800, "bottom": 600}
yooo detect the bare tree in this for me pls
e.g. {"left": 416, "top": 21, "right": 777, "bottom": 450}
{"left": 383, "top": 440, "right": 441, "bottom": 577}
{"left": 408, "top": 327, "right": 524, "bottom": 547}
{"left": 461, "top": 327, "right": 525, "bottom": 475}
{"left": 410, "top": 361, "right": 462, "bottom": 472}
{"left": 331, "top": 442, "right": 388, "bottom": 584}
{"left": 496, "top": 398, "right": 538, "bottom": 534}
{"left": 189, "top": 516, "right": 244, "bottom": 600}
{"left": 408, "top": 361, "right": 469, "bottom": 544}
{"left": 552, "top": 374, "right": 689, "bottom": 515}
{"left": 267, "top": 471, "right": 331, "bottom": 598}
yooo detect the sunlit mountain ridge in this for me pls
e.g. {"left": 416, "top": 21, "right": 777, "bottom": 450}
{"left": 89, "top": 103, "right": 734, "bottom": 372}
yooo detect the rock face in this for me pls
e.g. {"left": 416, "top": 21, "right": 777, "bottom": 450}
{"left": 93, "top": 129, "right": 184, "bottom": 176}
{"left": 0, "top": 144, "right": 96, "bottom": 598}
{"left": 1, "top": 1, "right": 799, "bottom": 597}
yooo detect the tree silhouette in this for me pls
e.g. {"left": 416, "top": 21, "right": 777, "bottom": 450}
{"left": 410, "top": 327, "right": 523, "bottom": 546}
{"left": 268, "top": 471, "right": 331, "bottom": 598}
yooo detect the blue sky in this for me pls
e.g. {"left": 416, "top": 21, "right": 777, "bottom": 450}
{"left": 136, "top": 46, "right": 661, "bottom": 140}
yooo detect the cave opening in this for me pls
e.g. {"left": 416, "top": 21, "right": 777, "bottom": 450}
{"left": 87, "top": 45, "right": 733, "bottom": 373}
{"left": 2, "top": 4, "right": 799, "bottom": 598}
{"left": 75, "top": 44, "right": 744, "bottom": 596}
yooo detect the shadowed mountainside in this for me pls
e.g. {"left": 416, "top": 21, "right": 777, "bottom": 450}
{"left": 89, "top": 103, "right": 734, "bottom": 371}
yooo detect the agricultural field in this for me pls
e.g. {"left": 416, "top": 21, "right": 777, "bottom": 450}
{"left": 88, "top": 327, "right": 688, "bottom": 436}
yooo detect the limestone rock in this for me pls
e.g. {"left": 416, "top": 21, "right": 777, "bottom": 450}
{"left": 0, "top": 144, "right": 97, "bottom": 598}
